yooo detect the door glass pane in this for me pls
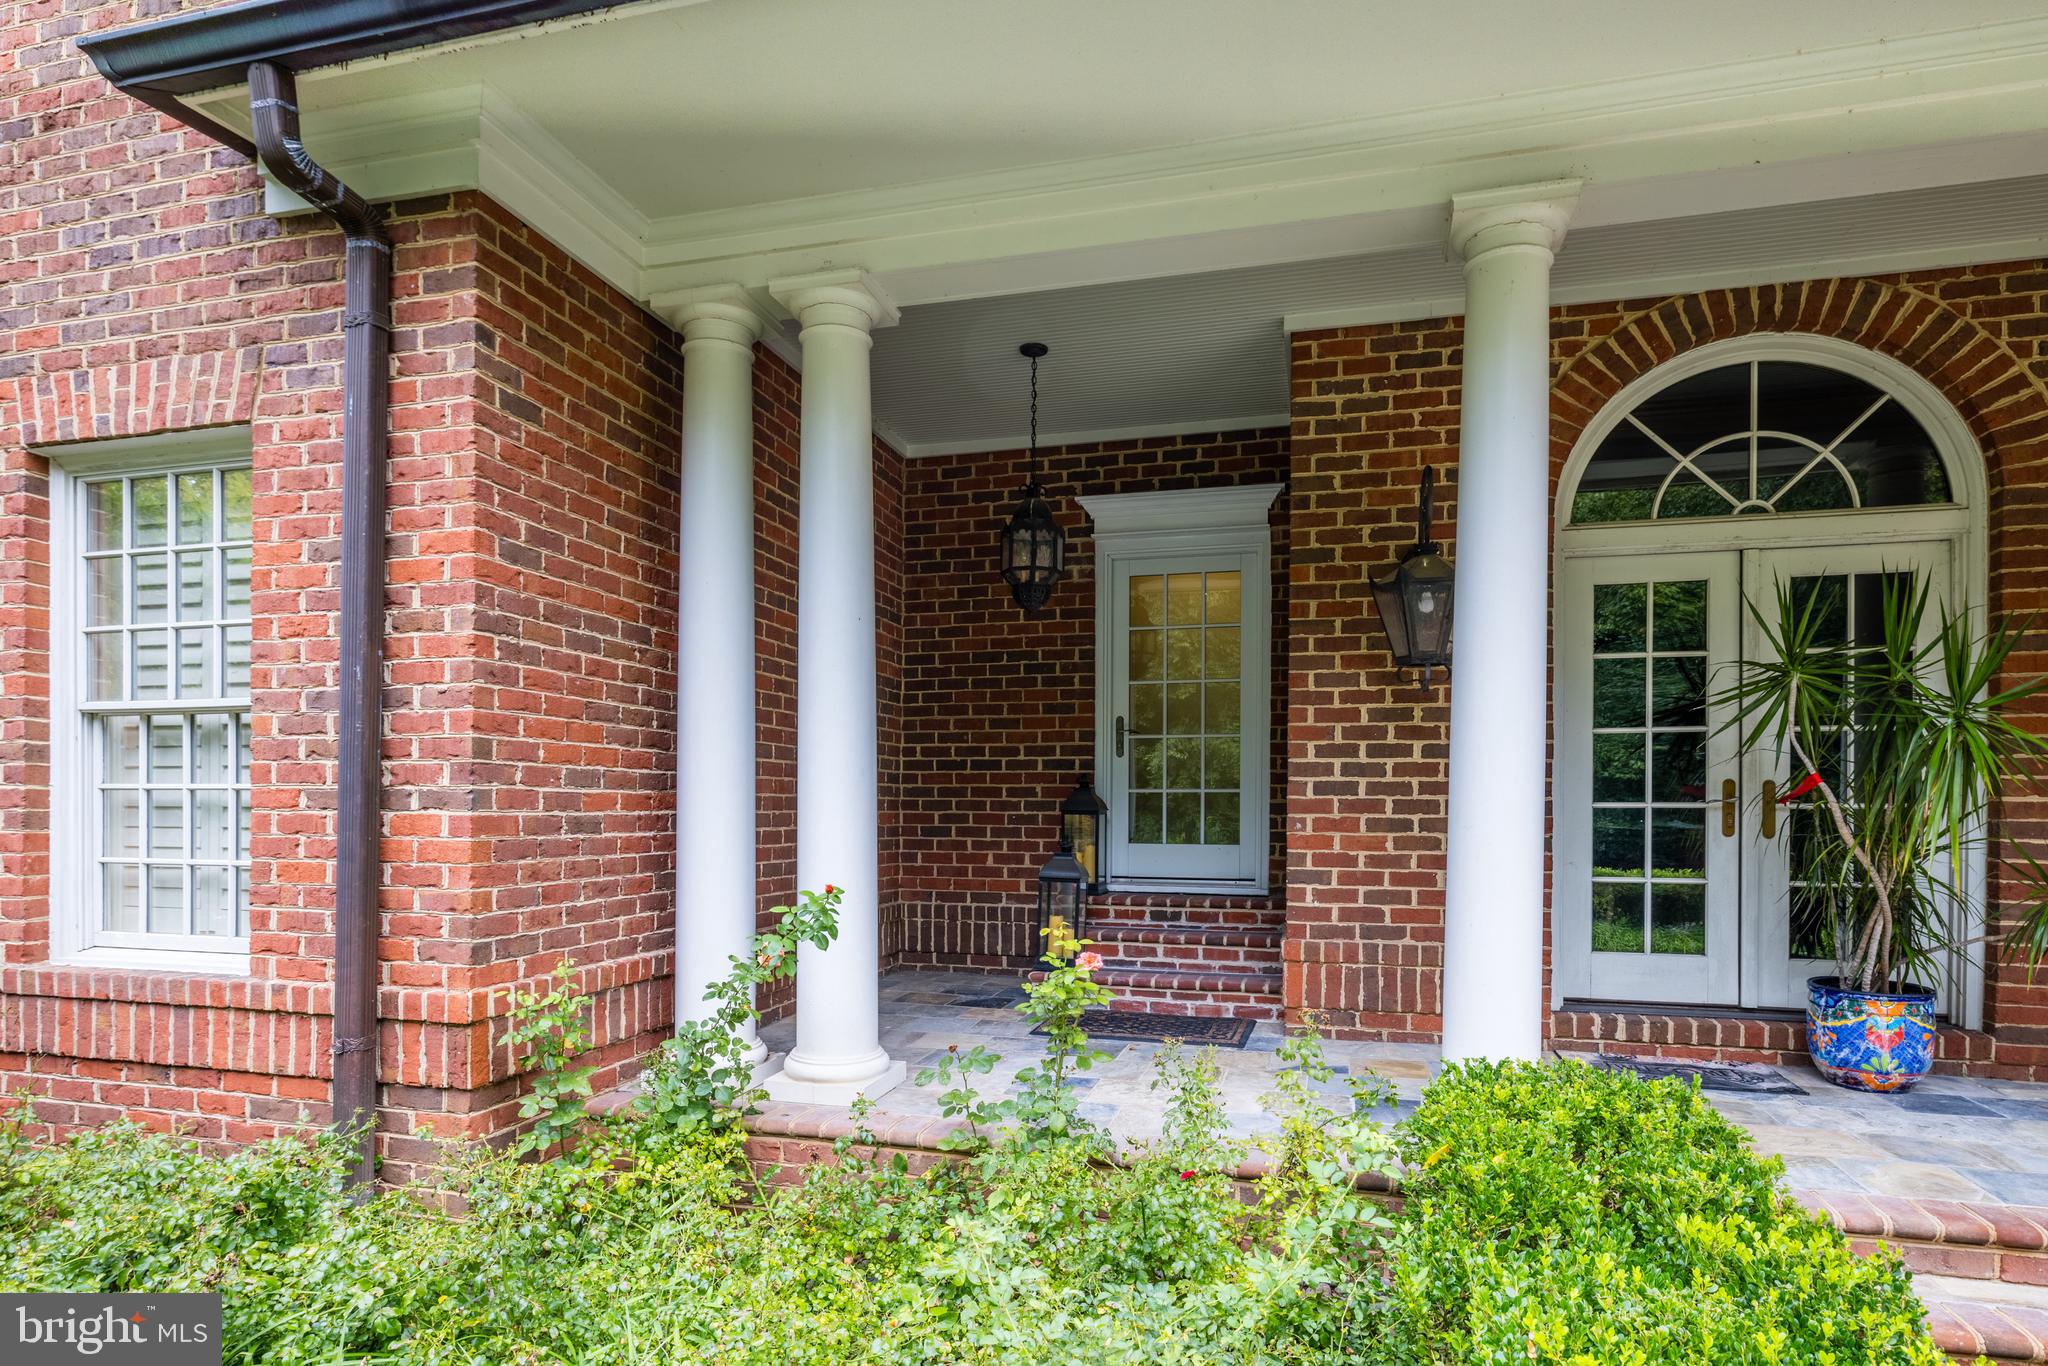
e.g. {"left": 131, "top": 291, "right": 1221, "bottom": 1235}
{"left": 1129, "top": 791, "right": 1163, "bottom": 843}
{"left": 1651, "top": 884, "right": 1707, "bottom": 955}
{"left": 1593, "top": 733, "right": 1644, "bottom": 803}
{"left": 1593, "top": 659, "right": 1645, "bottom": 728}
{"left": 1130, "top": 738, "right": 1163, "bottom": 788}
{"left": 1777, "top": 569, "right": 1913, "bottom": 966}
{"left": 1130, "top": 575, "right": 1165, "bottom": 627}
{"left": 1125, "top": 568, "right": 1249, "bottom": 849}
{"left": 1592, "top": 883, "right": 1644, "bottom": 953}
{"left": 1589, "top": 574, "right": 1713, "bottom": 958}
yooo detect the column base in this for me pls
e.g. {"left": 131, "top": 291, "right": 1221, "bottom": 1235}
{"left": 750, "top": 1051, "right": 784, "bottom": 1085}
{"left": 760, "top": 1056, "right": 905, "bottom": 1107}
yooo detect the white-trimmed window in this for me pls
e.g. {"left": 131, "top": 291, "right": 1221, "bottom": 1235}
{"left": 49, "top": 432, "right": 253, "bottom": 971}
{"left": 1082, "top": 485, "right": 1280, "bottom": 892}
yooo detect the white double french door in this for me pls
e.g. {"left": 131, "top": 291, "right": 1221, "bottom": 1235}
{"left": 1555, "top": 539, "right": 1953, "bottom": 1011}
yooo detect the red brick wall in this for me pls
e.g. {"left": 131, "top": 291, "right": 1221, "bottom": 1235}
{"left": 748, "top": 344, "right": 906, "bottom": 1019}
{"left": 1289, "top": 265, "right": 2048, "bottom": 1075}
{"left": 897, "top": 430, "right": 1289, "bottom": 968}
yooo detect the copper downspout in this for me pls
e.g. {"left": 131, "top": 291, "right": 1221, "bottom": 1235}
{"left": 247, "top": 61, "right": 389, "bottom": 1188}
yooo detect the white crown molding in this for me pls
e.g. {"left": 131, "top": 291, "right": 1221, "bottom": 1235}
{"left": 1281, "top": 222, "right": 2048, "bottom": 337}
{"left": 1080, "top": 483, "right": 1284, "bottom": 535}
{"left": 628, "top": 18, "right": 2048, "bottom": 294}
{"left": 904, "top": 414, "right": 1290, "bottom": 461}
{"left": 191, "top": 15, "right": 2048, "bottom": 313}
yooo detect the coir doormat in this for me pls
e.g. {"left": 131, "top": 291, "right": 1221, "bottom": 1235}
{"left": 1580, "top": 1052, "right": 1807, "bottom": 1096}
{"left": 1036, "top": 1009, "right": 1255, "bottom": 1049}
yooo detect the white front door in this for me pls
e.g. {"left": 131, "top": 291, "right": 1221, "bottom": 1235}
{"left": 1741, "top": 540, "right": 1954, "bottom": 1010}
{"left": 1557, "top": 541, "right": 1953, "bottom": 1010}
{"left": 1104, "top": 551, "right": 1266, "bottom": 885}
{"left": 1557, "top": 553, "right": 1744, "bottom": 1005}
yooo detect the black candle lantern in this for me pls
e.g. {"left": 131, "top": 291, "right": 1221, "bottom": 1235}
{"left": 999, "top": 342, "right": 1066, "bottom": 615}
{"left": 1369, "top": 466, "right": 1456, "bottom": 685}
{"left": 1059, "top": 775, "right": 1108, "bottom": 894}
{"left": 1036, "top": 832, "right": 1090, "bottom": 949}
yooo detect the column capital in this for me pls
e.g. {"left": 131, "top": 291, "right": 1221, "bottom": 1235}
{"left": 650, "top": 283, "right": 770, "bottom": 349}
{"left": 768, "top": 269, "right": 900, "bottom": 333}
{"left": 1448, "top": 179, "right": 1583, "bottom": 266}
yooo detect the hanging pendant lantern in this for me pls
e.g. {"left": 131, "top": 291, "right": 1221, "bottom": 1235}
{"left": 1000, "top": 342, "right": 1066, "bottom": 616}
{"left": 1369, "top": 466, "right": 1456, "bottom": 686}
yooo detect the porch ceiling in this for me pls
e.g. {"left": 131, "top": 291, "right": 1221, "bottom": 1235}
{"left": 146, "top": 0, "right": 2048, "bottom": 453}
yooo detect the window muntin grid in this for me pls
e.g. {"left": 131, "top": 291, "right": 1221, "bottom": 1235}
{"left": 1571, "top": 360, "right": 1951, "bottom": 525}
{"left": 80, "top": 466, "right": 252, "bottom": 945}
{"left": 1589, "top": 578, "right": 1710, "bottom": 956}
{"left": 1125, "top": 570, "right": 1243, "bottom": 848}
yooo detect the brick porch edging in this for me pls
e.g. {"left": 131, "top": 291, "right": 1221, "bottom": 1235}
{"left": 731, "top": 1101, "right": 2046, "bottom": 1361}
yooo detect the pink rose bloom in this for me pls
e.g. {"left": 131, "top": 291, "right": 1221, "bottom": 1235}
{"left": 1076, "top": 951, "right": 1104, "bottom": 972}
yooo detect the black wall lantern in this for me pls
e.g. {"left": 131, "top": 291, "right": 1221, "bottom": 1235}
{"left": 1060, "top": 775, "right": 1108, "bottom": 895}
{"left": 999, "top": 342, "right": 1066, "bottom": 615}
{"left": 1368, "top": 466, "right": 1455, "bottom": 685}
{"left": 1036, "top": 833, "right": 1089, "bottom": 948}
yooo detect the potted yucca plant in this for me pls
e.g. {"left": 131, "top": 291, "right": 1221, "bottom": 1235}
{"left": 1719, "top": 577, "right": 2048, "bottom": 1091}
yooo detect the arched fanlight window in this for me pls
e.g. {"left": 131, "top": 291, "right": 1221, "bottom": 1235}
{"left": 1569, "top": 359, "right": 1954, "bottom": 526}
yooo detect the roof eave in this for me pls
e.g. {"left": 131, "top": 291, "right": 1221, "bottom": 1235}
{"left": 77, "top": 0, "right": 634, "bottom": 158}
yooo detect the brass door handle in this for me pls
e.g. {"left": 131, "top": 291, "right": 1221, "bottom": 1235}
{"left": 1721, "top": 778, "right": 1736, "bottom": 837}
{"left": 1761, "top": 779, "right": 1777, "bottom": 838}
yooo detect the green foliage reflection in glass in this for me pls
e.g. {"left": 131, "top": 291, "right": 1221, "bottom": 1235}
{"left": 1127, "top": 569, "right": 1242, "bottom": 845}
{"left": 1590, "top": 577, "right": 1710, "bottom": 955}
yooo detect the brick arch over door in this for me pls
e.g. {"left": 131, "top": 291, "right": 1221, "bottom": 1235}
{"left": 1545, "top": 274, "right": 2048, "bottom": 1063}
{"left": 1549, "top": 279, "right": 2046, "bottom": 498}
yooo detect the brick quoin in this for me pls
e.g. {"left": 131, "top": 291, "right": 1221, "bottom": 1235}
{"left": 1290, "top": 264, "right": 2048, "bottom": 1073}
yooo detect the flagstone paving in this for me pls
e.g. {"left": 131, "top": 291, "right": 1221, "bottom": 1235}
{"left": 757, "top": 968, "right": 2048, "bottom": 1202}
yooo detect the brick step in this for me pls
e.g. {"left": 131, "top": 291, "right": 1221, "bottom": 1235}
{"left": 1797, "top": 1191, "right": 2048, "bottom": 1362}
{"left": 1086, "top": 922, "right": 1285, "bottom": 975}
{"left": 1031, "top": 964, "right": 1284, "bottom": 1020}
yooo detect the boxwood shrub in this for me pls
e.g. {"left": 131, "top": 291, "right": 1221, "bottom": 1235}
{"left": 1386, "top": 1057, "right": 1948, "bottom": 1365}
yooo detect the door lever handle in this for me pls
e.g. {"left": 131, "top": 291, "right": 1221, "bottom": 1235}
{"left": 1761, "top": 779, "right": 1777, "bottom": 838}
{"left": 1115, "top": 715, "right": 1126, "bottom": 758}
{"left": 1721, "top": 778, "right": 1737, "bottom": 838}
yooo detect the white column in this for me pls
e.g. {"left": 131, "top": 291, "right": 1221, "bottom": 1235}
{"left": 659, "top": 286, "right": 769, "bottom": 1063}
{"left": 1441, "top": 182, "right": 1580, "bottom": 1063}
{"left": 762, "top": 271, "right": 905, "bottom": 1105}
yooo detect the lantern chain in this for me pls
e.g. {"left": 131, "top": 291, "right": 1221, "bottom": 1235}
{"left": 1028, "top": 348, "right": 1040, "bottom": 485}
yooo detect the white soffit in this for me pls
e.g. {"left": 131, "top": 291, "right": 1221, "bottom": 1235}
{"left": 875, "top": 173, "right": 2048, "bottom": 456}
{"left": 181, "top": 1, "right": 2048, "bottom": 299}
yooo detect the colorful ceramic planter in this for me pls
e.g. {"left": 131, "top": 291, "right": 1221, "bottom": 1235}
{"left": 1806, "top": 975, "right": 1935, "bottom": 1092}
